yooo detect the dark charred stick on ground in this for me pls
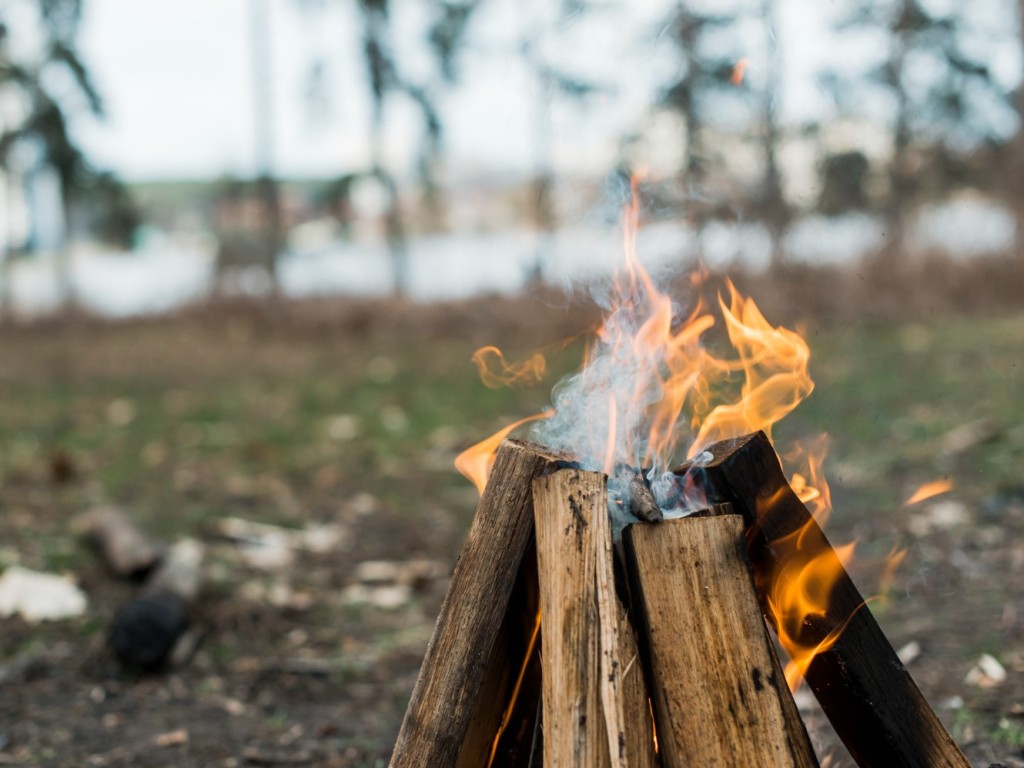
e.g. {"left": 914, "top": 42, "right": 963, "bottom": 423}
{"left": 675, "top": 431, "right": 970, "bottom": 768}
{"left": 108, "top": 540, "right": 203, "bottom": 672}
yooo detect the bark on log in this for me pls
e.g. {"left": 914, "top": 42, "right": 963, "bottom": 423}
{"left": 624, "top": 514, "right": 819, "bottom": 768}
{"left": 390, "top": 439, "right": 565, "bottom": 768}
{"left": 681, "top": 431, "right": 969, "bottom": 768}
{"left": 532, "top": 467, "right": 657, "bottom": 768}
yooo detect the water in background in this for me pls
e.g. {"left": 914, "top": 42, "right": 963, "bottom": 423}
{"left": 4, "top": 199, "right": 1014, "bottom": 318}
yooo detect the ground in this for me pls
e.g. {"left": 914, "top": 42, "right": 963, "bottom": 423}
{"left": 0, "top": 273, "right": 1022, "bottom": 767}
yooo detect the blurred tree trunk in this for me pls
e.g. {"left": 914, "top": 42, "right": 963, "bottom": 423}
{"left": 519, "top": 3, "right": 555, "bottom": 286}
{"left": 762, "top": 0, "right": 788, "bottom": 268}
{"left": 672, "top": 12, "right": 709, "bottom": 257}
{"left": 882, "top": 0, "right": 913, "bottom": 264}
{"left": 404, "top": 84, "right": 445, "bottom": 233}
{"left": 250, "top": 0, "right": 281, "bottom": 293}
{"left": 527, "top": 71, "right": 555, "bottom": 287}
{"left": 369, "top": 113, "right": 409, "bottom": 297}
{"left": 56, "top": 182, "right": 74, "bottom": 309}
{"left": 361, "top": 0, "right": 409, "bottom": 296}
{"left": 1015, "top": 0, "right": 1024, "bottom": 259}
{"left": 0, "top": 173, "right": 12, "bottom": 318}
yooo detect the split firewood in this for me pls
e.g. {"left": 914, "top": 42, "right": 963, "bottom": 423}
{"left": 533, "top": 468, "right": 608, "bottom": 766}
{"left": 624, "top": 513, "right": 818, "bottom": 768}
{"left": 680, "top": 431, "right": 969, "bottom": 768}
{"left": 533, "top": 467, "right": 657, "bottom": 768}
{"left": 466, "top": 551, "right": 543, "bottom": 768}
{"left": 74, "top": 506, "right": 161, "bottom": 580}
{"left": 390, "top": 439, "right": 567, "bottom": 768}
{"left": 108, "top": 539, "right": 203, "bottom": 672}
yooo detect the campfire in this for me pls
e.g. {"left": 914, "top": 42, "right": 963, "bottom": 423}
{"left": 390, "top": 183, "right": 969, "bottom": 767}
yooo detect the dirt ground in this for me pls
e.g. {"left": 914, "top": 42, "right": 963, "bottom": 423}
{"left": 1, "top": 264, "right": 1023, "bottom": 766}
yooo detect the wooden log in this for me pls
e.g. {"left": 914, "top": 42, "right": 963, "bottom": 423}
{"left": 459, "top": 536, "right": 542, "bottom": 768}
{"left": 611, "top": 598, "right": 658, "bottom": 768}
{"left": 596, "top": 491, "right": 658, "bottom": 768}
{"left": 390, "top": 439, "right": 566, "bottom": 768}
{"left": 624, "top": 514, "right": 819, "bottom": 768}
{"left": 75, "top": 505, "right": 161, "bottom": 580}
{"left": 108, "top": 539, "right": 202, "bottom": 672}
{"left": 533, "top": 469, "right": 609, "bottom": 767}
{"left": 681, "top": 431, "right": 969, "bottom": 768}
{"left": 533, "top": 467, "right": 657, "bottom": 768}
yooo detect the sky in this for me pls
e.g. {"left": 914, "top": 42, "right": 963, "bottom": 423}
{"left": 48, "top": 0, "right": 1021, "bottom": 183}
{"left": 64, "top": 0, "right": 839, "bottom": 182}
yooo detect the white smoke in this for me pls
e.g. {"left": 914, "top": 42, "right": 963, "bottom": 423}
{"left": 530, "top": 268, "right": 709, "bottom": 530}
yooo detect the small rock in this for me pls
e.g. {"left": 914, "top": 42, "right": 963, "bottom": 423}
{"left": 353, "top": 560, "right": 401, "bottom": 585}
{"left": 342, "top": 583, "right": 411, "bottom": 609}
{"left": 897, "top": 640, "right": 921, "bottom": 665}
{"left": 153, "top": 729, "right": 189, "bottom": 747}
{"left": 398, "top": 559, "right": 449, "bottom": 589}
{"left": 908, "top": 500, "right": 970, "bottom": 537}
{"left": 106, "top": 398, "right": 137, "bottom": 427}
{"left": 965, "top": 653, "right": 1007, "bottom": 687}
{"left": 326, "top": 414, "right": 361, "bottom": 441}
{"left": 219, "top": 697, "right": 247, "bottom": 717}
{"left": 0, "top": 566, "right": 87, "bottom": 623}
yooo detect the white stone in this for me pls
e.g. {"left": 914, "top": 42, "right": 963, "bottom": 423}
{"left": 0, "top": 566, "right": 87, "bottom": 623}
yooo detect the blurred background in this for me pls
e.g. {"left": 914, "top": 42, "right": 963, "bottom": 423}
{"left": 1, "top": 0, "right": 1022, "bottom": 314}
{"left": 2, "top": 1, "right": 1024, "bottom": 766}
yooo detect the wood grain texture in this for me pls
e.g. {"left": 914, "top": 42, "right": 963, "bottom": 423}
{"left": 624, "top": 515, "right": 819, "bottom": 768}
{"left": 390, "top": 439, "right": 564, "bottom": 768}
{"left": 533, "top": 468, "right": 610, "bottom": 768}
{"left": 533, "top": 467, "right": 658, "bottom": 768}
{"left": 609, "top": 576, "right": 658, "bottom": 768}
{"left": 684, "top": 431, "right": 969, "bottom": 768}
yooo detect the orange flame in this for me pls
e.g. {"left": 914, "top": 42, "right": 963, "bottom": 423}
{"left": 560, "top": 171, "right": 813, "bottom": 474}
{"left": 472, "top": 346, "right": 547, "bottom": 389}
{"left": 730, "top": 57, "right": 749, "bottom": 86}
{"left": 768, "top": 530, "right": 910, "bottom": 691}
{"left": 903, "top": 479, "right": 953, "bottom": 507}
{"left": 459, "top": 177, "right": 873, "bottom": 693}
{"left": 688, "top": 284, "right": 814, "bottom": 456}
{"left": 455, "top": 410, "right": 553, "bottom": 495}
{"left": 764, "top": 526, "right": 860, "bottom": 690}
{"left": 785, "top": 434, "right": 832, "bottom": 527}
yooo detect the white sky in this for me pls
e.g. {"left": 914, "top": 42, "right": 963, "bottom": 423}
{"left": 63, "top": 0, "right": 1019, "bottom": 182}
{"left": 73, "top": 0, "right": 704, "bottom": 180}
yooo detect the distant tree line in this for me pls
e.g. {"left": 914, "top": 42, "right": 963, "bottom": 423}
{"left": 0, "top": 0, "right": 138, "bottom": 311}
{"left": 657, "top": 0, "right": 1022, "bottom": 266}
{"left": 3, "top": 0, "right": 1024, "bottom": 309}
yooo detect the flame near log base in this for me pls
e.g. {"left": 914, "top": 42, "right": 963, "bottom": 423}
{"left": 678, "top": 431, "right": 969, "bottom": 768}
{"left": 390, "top": 435, "right": 969, "bottom": 768}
